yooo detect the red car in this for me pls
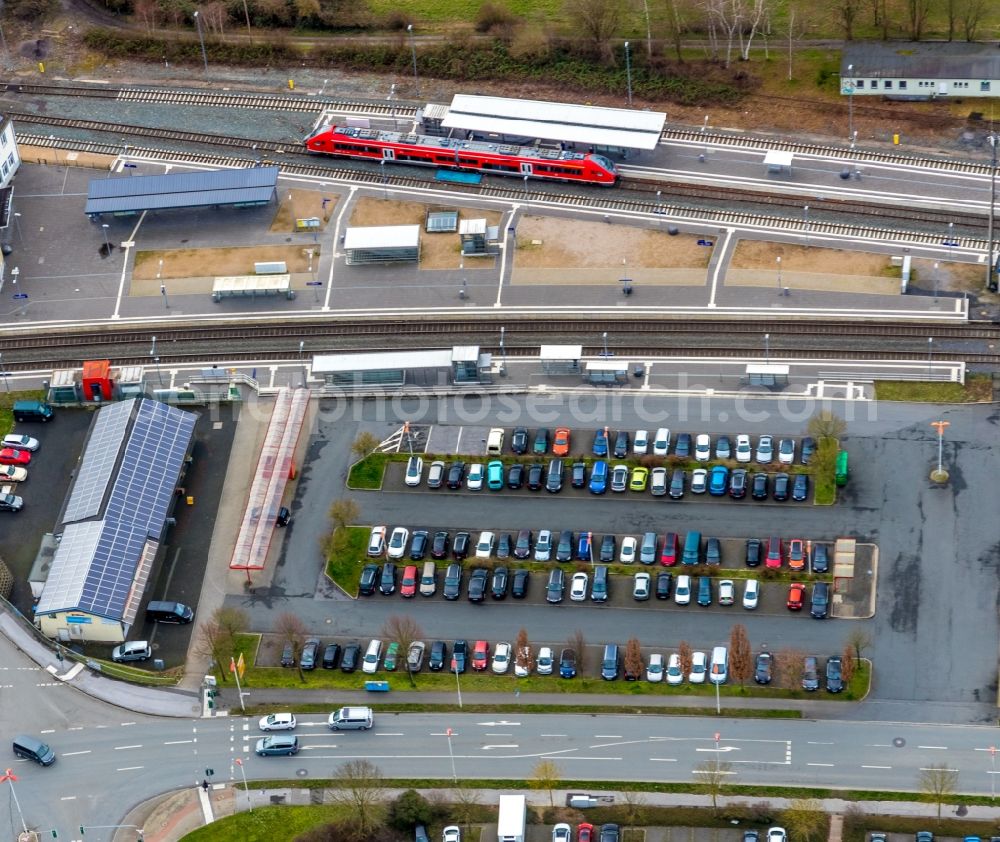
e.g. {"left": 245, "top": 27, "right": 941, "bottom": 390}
{"left": 787, "top": 582, "right": 805, "bottom": 610}
{"left": 578, "top": 823, "right": 594, "bottom": 842}
{"left": 552, "top": 427, "right": 571, "bottom": 456}
{"left": 472, "top": 640, "right": 489, "bottom": 671}
{"left": 660, "top": 532, "right": 679, "bottom": 566}
{"left": 400, "top": 565, "right": 418, "bottom": 598}
{"left": 0, "top": 448, "right": 30, "bottom": 466}
{"left": 765, "top": 536, "right": 782, "bottom": 569}
{"left": 788, "top": 539, "right": 806, "bottom": 571}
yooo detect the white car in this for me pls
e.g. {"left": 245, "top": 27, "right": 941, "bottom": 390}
{"left": 2, "top": 434, "right": 38, "bottom": 452}
{"left": 466, "top": 463, "right": 485, "bottom": 490}
{"left": 386, "top": 527, "right": 409, "bottom": 559}
{"left": 778, "top": 438, "right": 795, "bottom": 464}
{"left": 666, "top": 652, "right": 684, "bottom": 685}
{"left": 536, "top": 646, "right": 554, "bottom": 675}
{"left": 689, "top": 650, "right": 708, "bottom": 684}
{"left": 633, "top": 430, "right": 649, "bottom": 455}
{"left": 362, "top": 639, "right": 382, "bottom": 674}
{"left": 475, "top": 531, "right": 495, "bottom": 559}
{"left": 650, "top": 467, "right": 667, "bottom": 496}
{"left": 514, "top": 646, "right": 531, "bottom": 677}
{"left": 756, "top": 435, "right": 773, "bottom": 464}
{"left": 674, "top": 575, "right": 691, "bottom": 605}
{"left": 427, "top": 460, "right": 445, "bottom": 487}
{"left": 633, "top": 571, "right": 651, "bottom": 601}
{"left": 735, "top": 434, "right": 752, "bottom": 463}
{"left": 404, "top": 455, "right": 423, "bottom": 487}
{"left": 534, "top": 529, "right": 553, "bottom": 562}
{"left": 690, "top": 468, "right": 708, "bottom": 494}
{"left": 694, "top": 434, "right": 711, "bottom": 461}
{"left": 443, "top": 827, "right": 462, "bottom": 842}
{"left": 0, "top": 464, "right": 26, "bottom": 482}
{"left": 768, "top": 829, "right": 787, "bottom": 842}
{"left": 653, "top": 427, "right": 671, "bottom": 456}
{"left": 743, "top": 578, "right": 760, "bottom": 610}
{"left": 619, "top": 536, "right": 638, "bottom": 564}
{"left": 492, "top": 641, "right": 512, "bottom": 674}
{"left": 646, "top": 652, "right": 664, "bottom": 683}
{"left": 366, "top": 525, "right": 387, "bottom": 557}
{"left": 570, "top": 572, "right": 589, "bottom": 601}
{"left": 552, "top": 824, "right": 572, "bottom": 842}
{"left": 258, "top": 712, "right": 296, "bottom": 731}
{"left": 718, "top": 579, "right": 735, "bottom": 606}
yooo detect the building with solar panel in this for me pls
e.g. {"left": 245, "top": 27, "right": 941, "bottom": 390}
{"left": 34, "top": 398, "right": 197, "bottom": 644}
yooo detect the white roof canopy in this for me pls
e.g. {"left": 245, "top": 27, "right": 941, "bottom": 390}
{"left": 343, "top": 225, "right": 420, "bottom": 250}
{"left": 763, "top": 150, "right": 794, "bottom": 168}
{"left": 540, "top": 344, "right": 583, "bottom": 360}
{"left": 442, "top": 95, "right": 665, "bottom": 151}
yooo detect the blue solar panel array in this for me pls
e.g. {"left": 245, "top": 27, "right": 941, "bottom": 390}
{"left": 61, "top": 400, "right": 132, "bottom": 523}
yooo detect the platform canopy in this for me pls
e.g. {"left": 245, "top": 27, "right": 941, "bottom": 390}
{"left": 441, "top": 95, "right": 666, "bottom": 151}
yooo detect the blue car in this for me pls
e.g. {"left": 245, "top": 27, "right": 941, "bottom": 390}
{"left": 592, "top": 429, "right": 608, "bottom": 457}
{"left": 709, "top": 465, "right": 729, "bottom": 496}
{"left": 589, "top": 460, "right": 609, "bottom": 494}
{"left": 576, "top": 533, "right": 592, "bottom": 561}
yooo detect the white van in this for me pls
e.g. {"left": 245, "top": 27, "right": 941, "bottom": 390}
{"left": 327, "top": 706, "right": 374, "bottom": 730}
{"left": 709, "top": 645, "right": 729, "bottom": 684}
{"left": 361, "top": 639, "right": 382, "bottom": 674}
{"left": 486, "top": 428, "right": 505, "bottom": 455}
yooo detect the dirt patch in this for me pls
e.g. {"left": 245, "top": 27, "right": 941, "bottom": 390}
{"left": 19, "top": 144, "right": 114, "bottom": 171}
{"left": 909, "top": 257, "right": 985, "bottom": 293}
{"left": 270, "top": 187, "right": 337, "bottom": 233}
{"left": 349, "top": 197, "right": 502, "bottom": 270}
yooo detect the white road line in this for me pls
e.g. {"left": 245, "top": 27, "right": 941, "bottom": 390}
{"left": 164, "top": 740, "right": 194, "bottom": 745}
{"left": 485, "top": 733, "right": 512, "bottom": 737}
{"left": 693, "top": 769, "right": 737, "bottom": 775}
{"left": 541, "top": 734, "right": 567, "bottom": 738}
{"left": 861, "top": 765, "right": 892, "bottom": 769}
{"left": 121, "top": 722, "right": 137, "bottom": 726}
{"left": 919, "top": 767, "right": 959, "bottom": 772}
{"left": 867, "top": 744, "right": 892, "bottom": 747}
{"left": 61, "top": 751, "right": 91, "bottom": 756}
{"left": 651, "top": 758, "right": 677, "bottom": 762}
{"left": 116, "top": 766, "right": 144, "bottom": 772}
{"left": 807, "top": 763, "right": 835, "bottom": 767}
{"left": 375, "top": 733, "right": 404, "bottom": 737}
{"left": 68, "top": 727, "right": 83, "bottom": 731}
{"left": 481, "top": 744, "right": 519, "bottom": 750}
{"left": 301, "top": 745, "right": 339, "bottom": 750}
{"left": 807, "top": 741, "right": 834, "bottom": 745}
{"left": 594, "top": 735, "right": 622, "bottom": 739}
{"left": 40, "top": 729, "right": 54, "bottom": 734}
{"left": 60, "top": 796, "right": 77, "bottom": 801}
{"left": 918, "top": 745, "right": 948, "bottom": 750}
{"left": 114, "top": 744, "right": 143, "bottom": 750}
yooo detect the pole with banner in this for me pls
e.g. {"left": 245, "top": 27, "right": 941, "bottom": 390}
{"left": 230, "top": 654, "right": 247, "bottom": 712}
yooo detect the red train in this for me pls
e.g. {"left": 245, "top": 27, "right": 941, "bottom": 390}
{"left": 304, "top": 124, "right": 618, "bottom": 186}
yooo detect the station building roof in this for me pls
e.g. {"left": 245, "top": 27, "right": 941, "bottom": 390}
{"left": 343, "top": 225, "right": 420, "bottom": 250}
{"left": 842, "top": 42, "right": 1000, "bottom": 79}
{"left": 84, "top": 166, "right": 278, "bottom": 216}
{"left": 313, "top": 349, "right": 453, "bottom": 373}
{"left": 441, "top": 95, "right": 666, "bottom": 151}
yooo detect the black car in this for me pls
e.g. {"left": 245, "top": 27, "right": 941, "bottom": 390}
{"left": 705, "top": 537, "right": 721, "bottom": 566}
{"left": 379, "top": 562, "right": 397, "bottom": 595}
{"left": 546, "top": 568, "right": 565, "bottom": 603}
{"left": 496, "top": 533, "right": 512, "bottom": 560}
{"left": 322, "top": 642, "right": 340, "bottom": 669}
{"left": 754, "top": 650, "right": 772, "bottom": 684}
{"left": 511, "top": 427, "right": 529, "bottom": 455}
{"left": 409, "top": 530, "right": 429, "bottom": 561}
{"left": 527, "top": 463, "right": 544, "bottom": 491}
{"left": 491, "top": 566, "right": 509, "bottom": 599}
{"left": 745, "top": 538, "right": 762, "bottom": 567}
{"left": 697, "top": 575, "right": 712, "bottom": 606}
{"left": 431, "top": 530, "right": 450, "bottom": 560}
{"left": 532, "top": 427, "right": 550, "bottom": 454}
{"left": 451, "top": 639, "right": 468, "bottom": 673}
{"left": 452, "top": 531, "right": 471, "bottom": 560}
{"left": 599, "top": 534, "right": 616, "bottom": 563}
{"left": 280, "top": 641, "right": 295, "bottom": 667}
{"left": 507, "top": 463, "right": 525, "bottom": 489}
{"left": 613, "top": 430, "right": 630, "bottom": 458}
{"left": 359, "top": 563, "right": 379, "bottom": 596}
{"left": 600, "top": 824, "right": 621, "bottom": 842}
{"left": 811, "top": 582, "right": 829, "bottom": 619}
{"left": 792, "top": 473, "right": 809, "bottom": 502}
{"left": 751, "top": 472, "right": 768, "bottom": 500}
{"left": 826, "top": 655, "right": 843, "bottom": 692}
{"left": 773, "top": 472, "right": 790, "bottom": 501}
{"left": 812, "top": 544, "right": 829, "bottom": 573}
{"left": 546, "top": 458, "right": 564, "bottom": 493}
{"left": 555, "top": 530, "right": 574, "bottom": 562}
{"left": 514, "top": 529, "right": 532, "bottom": 559}
{"left": 559, "top": 647, "right": 577, "bottom": 678}
{"left": 428, "top": 640, "right": 448, "bottom": 671}
{"left": 300, "top": 637, "right": 320, "bottom": 670}
{"left": 729, "top": 468, "right": 748, "bottom": 499}
{"left": 668, "top": 469, "right": 685, "bottom": 499}
{"left": 467, "top": 567, "right": 489, "bottom": 602}
{"left": 511, "top": 568, "right": 530, "bottom": 598}
{"left": 656, "top": 571, "right": 673, "bottom": 599}
{"left": 674, "top": 433, "right": 692, "bottom": 458}
{"left": 801, "top": 436, "right": 816, "bottom": 464}
{"left": 571, "top": 461, "right": 587, "bottom": 488}
{"left": 446, "top": 462, "right": 465, "bottom": 489}
{"left": 443, "top": 563, "right": 463, "bottom": 600}
{"left": 341, "top": 642, "right": 361, "bottom": 673}
{"left": 802, "top": 656, "right": 820, "bottom": 691}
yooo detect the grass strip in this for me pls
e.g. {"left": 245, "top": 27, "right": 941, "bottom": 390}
{"left": 323, "top": 526, "right": 369, "bottom": 595}
{"left": 874, "top": 375, "right": 993, "bottom": 403}
{"left": 347, "top": 452, "right": 389, "bottom": 489}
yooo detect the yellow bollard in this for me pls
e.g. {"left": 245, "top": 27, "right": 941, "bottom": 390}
{"left": 38, "top": 62, "right": 45, "bottom": 73}
{"left": 288, "top": 79, "right": 294, "bottom": 90}
{"left": 892, "top": 133, "right": 899, "bottom": 145}
{"left": 186, "top": 496, "right": 195, "bottom": 506}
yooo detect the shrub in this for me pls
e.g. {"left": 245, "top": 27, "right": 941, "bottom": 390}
{"left": 475, "top": 1, "right": 518, "bottom": 33}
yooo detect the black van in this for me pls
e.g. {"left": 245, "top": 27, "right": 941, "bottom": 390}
{"left": 13, "top": 735, "right": 55, "bottom": 765}
{"left": 146, "top": 600, "right": 194, "bottom": 624}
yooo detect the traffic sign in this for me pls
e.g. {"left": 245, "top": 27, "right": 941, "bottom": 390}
{"left": 941, "top": 240, "right": 959, "bottom": 247}
{"left": 11, "top": 293, "right": 27, "bottom": 300}
{"left": 306, "top": 281, "right": 322, "bottom": 286}
{"left": 123, "top": 163, "right": 137, "bottom": 168}
{"left": 697, "top": 239, "right": 714, "bottom": 247}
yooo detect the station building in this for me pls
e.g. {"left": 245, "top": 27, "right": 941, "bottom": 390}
{"left": 841, "top": 43, "right": 1000, "bottom": 98}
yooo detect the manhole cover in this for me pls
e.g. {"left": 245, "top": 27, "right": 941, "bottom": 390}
{"left": 893, "top": 737, "right": 906, "bottom": 747}
{"left": 296, "top": 767, "right": 309, "bottom": 777}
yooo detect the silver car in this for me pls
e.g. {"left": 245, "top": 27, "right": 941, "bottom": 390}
{"left": 756, "top": 435, "right": 774, "bottom": 464}
{"left": 426, "top": 460, "right": 446, "bottom": 488}
{"left": 650, "top": 467, "right": 667, "bottom": 496}
{"left": 610, "top": 464, "right": 629, "bottom": 492}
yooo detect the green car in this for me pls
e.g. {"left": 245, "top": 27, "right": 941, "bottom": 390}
{"left": 384, "top": 641, "right": 400, "bottom": 671}
{"left": 487, "top": 460, "right": 504, "bottom": 491}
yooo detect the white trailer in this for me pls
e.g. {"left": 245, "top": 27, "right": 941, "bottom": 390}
{"left": 496, "top": 794, "right": 527, "bottom": 842}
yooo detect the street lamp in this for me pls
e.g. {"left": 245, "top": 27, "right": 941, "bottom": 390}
{"left": 446, "top": 727, "right": 458, "bottom": 783}
{"left": 193, "top": 10, "right": 208, "bottom": 73}
{"left": 0, "top": 352, "right": 8, "bottom": 392}
{"left": 0, "top": 769, "right": 28, "bottom": 835}
{"left": 12, "top": 211, "right": 21, "bottom": 243}
{"left": 846, "top": 64, "right": 854, "bottom": 143}
{"left": 989, "top": 134, "right": 999, "bottom": 291}
{"left": 234, "top": 757, "right": 252, "bottom": 813}
{"left": 160, "top": 282, "right": 169, "bottom": 310}
{"left": 775, "top": 256, "right": 782, "bottom": 294}
{"left": 764, "top": 333, "right": 770, "bottom": 364}
{"left": 101, "top": 223, "right": 111, "bottom": 252}
{"left": 298, "top": 340, "right": 306, "bottom": 388}
{"left": 933, "top": 261, "right": 939, "bottom": 302}
{"left": 407, "top": 24, "right": 419, "bottom": 95}
{"left": 602, "top": 331, "right": 609, "bottom": 357}
{"left": 499, "top": 326, "right": 507, "bottom": 376}
{"left": 624, "top": 41, "right": 633, "bottom": 108}
{"left": 803, "top": 205, "right": 810, "bottom": 248}
{"left": 927, "top": 336, "right": 933, "bottom": 378}
{"left": 453, "top": 660, "right": 463, "bottom": 708}
{"left": 930, "top": 420, "right": 950, "bottom": 477}
{"left": 700, "top": 114, "right": 709, "bottom": 162}
{"left": 990, "top": 745, "right": 997, "bottom": 801}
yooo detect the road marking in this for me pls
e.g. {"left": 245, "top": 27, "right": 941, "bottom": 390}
{"left": 477, "top": 721, "right": 520, "bottom": 726}
{"left": 867, "top": 744, "right": 891, "bottom": 748}
{"left": 861, "top": 765, "right": 891, "bottom": 769}
{"left": 117, "top": 766, "right": 144, "bottom": 771}
{"left": 121, "top": 722, "right": 137, "bottom": 727}
{"left": 114, "top": 744, "right": 143, "bottom": 750}
{"left": 486, "top": 733, "right": 512, "bottom": 737}
{"left": 482, "top": 744, "right": 519, "bottom": 750}
{"left": 919, "top": 767, "right": 959, "bottom": 772}
{"left": 807, "top": 741, "right": 834, "bottom": 745}
{"left": 918, "top": 745, "right": 947, "bottom": 750}
{"left": 60, "top": 796, "right": 77, "bottom": 801}
{"left": 375, "top": 733, "right": 403, "bottom": 737}
{"left": 693, "top": 769, "right": 736, "bottom": 775}
{"left": 62, "top": 750, "right": 91, "bottom": 756}
{"left": 40, "top": 729, "right": 55, "bottom": 734}
{"left": 651, "top": 758, "right": 677, "bottom": 762}
{"left": 594, "top": 735, "right": 622, "bottom": 739}
{"left": 541, "top": 734, "right": 567, "bottom": 738}
{"left": 302, "top": 745, "right": 339, "bottom": 750}
{"left": 68, "top": 727, "right": 83, "bottom": 731}
{"left": 807, "top": 763, "right": 835, "bottom": 767}
{"left": 164, "top": 740, "right": 194, "bottom": 745}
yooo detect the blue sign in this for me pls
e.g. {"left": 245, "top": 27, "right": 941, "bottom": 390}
{"left": 123, "top": 163, "right": 137, "bottom": 168}
{"left": 697, "top": 239, "right": 714, "bottom": 247}
{"left": 11, "top": 293, "right": 27, "bottom": 300}
{"left": 306, "top": 281, "right": 322, "bottom": 286}
{"left": 941, "top": 240, "right": 959, "bottom": 247}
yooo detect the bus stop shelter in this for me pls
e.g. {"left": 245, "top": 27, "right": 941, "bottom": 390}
{"left": 745, "top": 364, "right": 790, "bottom": 387}
{"left": 585, "top": 360, "right": 629, "bottom": 385}
{"left": 541, "top": 345, "right": 582, "bottom": 375}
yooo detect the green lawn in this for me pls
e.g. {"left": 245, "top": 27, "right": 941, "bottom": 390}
{"left": 347, "top": 453, "right": 389, "bottom": 489}
{"left": 182, "top": 804, "right": 347, "bottom": 841}
{"left": 0, "top": 389, "right": 46, "bottom": 434}
{"left": 324, "top": 526, "right": 370, "bottom": 594}
{"left": 874, "top": 375, "right": 993, "bottom": 403}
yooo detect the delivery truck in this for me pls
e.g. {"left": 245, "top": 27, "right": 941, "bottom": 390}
{"left": 497, "top": 793, "right": 526, "bottom": 842}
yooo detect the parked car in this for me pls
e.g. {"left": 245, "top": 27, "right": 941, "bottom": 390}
{"left": 537, "top": 646, "right": 555, "bottom": 675}
{"left": 735, "top": 434, "right": 752, "bottom": 463}
{"left": 708, "top": 465, "right": 729, "bottom": 496}
{"left": 718, "top": 579, "right": 735, "bottom": 605}
{"left": 600, "top": 534, "right": 616, "bottom": 563}
{"left": 514, "top": 529, "right": 533, "bottom": 560}
{"left": 570, "top": 572, "right": 589, "bottom": 601}
{"left": 674, "top": 433, "right": 692, "bottom": 458}
{"left": 802, "top": 657, "right": 820, "bottom": 691}
{"left": 690, "top": 468, "right": 708, "bottom": 494}
{"left": 571, "top": 461, "right": 587, "bottom": 488}
{"left": 705, "top": 537, "right": 722, "bottom": 566}
{"left": 811, "top": 582, "right": 830, "bottom": 619}
{"left": 629, "top": 466, "right": 649, "bottom": 492}
{"left": 592, "top": 429, "right": 609, "bottom": 457}
{"left": 427, "top": 460, "right": 446, "bottom": 488}
{"left": 340, "top": 642, "right": 360, "bottom": 673}
{"left": 788, "top": 538, "right": 806, "bottom": 570}
{"left": 491, "top": 566, "right": 509, "bottom": 599}
{"left": 646, "top": 655, "right": 664, "bottom": 683}
{"left": 801, "top": 437, "right": 816, "bottom": 464}
{"left": 633, "top": 429, "right": 649, "bottom": 454}
{"left": 773, "top": 472, "right": 790, "bottom": 502}
{"left": 431, "top": 530, "right": 450, "bottom": 560}
{"left": 556, "top": 529, "right": 574, "bottom": 562}
{"left": 443, "top": 827, "right": 462, "bottom": 842}
{"left": 751, "top": 472, "right": 768, "bottom": 500}
{"left": 443, "top": 563, "right": 463, "bottom": 600}
{"left": 674, "top": 574, "right": 692, "bottom": 605}
{"left": 650, "top": 467, "right": 668, "bottom": 496}
{"left": 792, "top": 473, "right": 809, "bottom": 502}
{"left": 0, "top": 449, "right": 29, "bottom": 466}
{"left": 745, "top": 538, "right": 762, "bottom": 568}
{"left": 466, "top": 463, "right": 485, "bottom": 491}
{"left": 754, "top": 651, "right": 773, "bottom": 684}
{"left": 756, "top": 435, "right": 773, "bottom": 464}
{"left": 279, "top": 641, "right": 295, "bottom": 667}
{"left": 765, "top": 536, "right": 783, "bottom": 569}
{"left": 409, "top": 530, "right": 429, "bottom": 561}
{"left": 589, "top": 460, "right": 609, "bottom": 494}
{"left": 475, "top": 531, "right": 495, "bottom": 559}
{"left": 553, "top": 427, "right": 571, "bottom": 456}
{"left": 633, "top": 571, "right": 651, "bottom": 601}
{"left": 656, "top": 571, "right": 672, "bottom": 600}
{"left": 496, "top": 533, "right": 512, "bottom": 560}
{"left": 452, "top": 532, "right": 470, "bottom": 560}
{"left": 511, "top": 568, "right": 530, "bottom": 598}
{"left": 362, "top": 638, "right": 382, "bottom": 674}
{"left": 639, "top": 532, "right": 658, "bottom": 564}
{"left": 559, "top": 647, "right": 577, "bottom": 678}
{"left": 812, "top": 544, "right": 830, "bottom": 573}
{"left": 384, "top": 642, "right": 399, "bottom": 671}
{"left": 668, "top": 469, "right": 686, "bottom": 499}
{"left": 546, "top": 458, "right": 564, "bottom": 493}
{"left": 826, "top": 656, "right": 844, "bottom": 692}
{"left": 743, "top": 579, "right": 760, "bottom": 610}
{"left": 491, "top": 641, "right": 512, "bottom": 674}
{"left": 486, "top": 460, "right": 504, "bottom": 490}
{"left": 451, "top": 640, "right": 467, "bottom": 673}
{"left": 689, "top": 651, "right": 708, "bottom": 683}
{"left": 546, "top": 568, "right": 565, "bottom": 603}
{"left": 404, "top": 455, "right": 423, "bottom": 487}
{"left": 527, "top": 463, "right": 545, "bottom": 491}
{"left": 467, "top": 568, "right": 489, "bottom": 602}
{"left": 1, "top": 434, "right": 38, "bottom": 452}
{"left": 322, "top": 643, "right": 340, "bottom": 669}
{"left": 367, "top": 526, "right": 387, "bottom": 557}
{"left": 515, "top": 645, "right": 532, "bottom": 677}
{"left": 610, "top": 464, "right": 629, "bottom": 493}
{"left": 729, "top": 468, "right": 748, "bottom": 499}
{"left": 660, "top": 531, "right": 679, "bottom": 566}
{"left": 511, "top": 427, "right": 529, "bottom": 454}
{"left": 379, "top": 562, "right": 396, "bottom": 595}
{"left": 399, "top": 565, "right": 419, "bottom": 598}
{"left": 715, "top": 435, "right": 731, "bottom": 459}
{"left": 471, "top": 640, "right": 489, "bottom": 671}
{"left": 553, "top": 824, "right": 572, "bottom": 842}
{"left": 778, "top": 438, "right": 795, "bottom": 464}
{"left": 387, "top": 527, "right": 409, "bottom": 559}
{"left": 697, "top": 576, "right": 712, "bottom": 606}
{"left": 407, "top": 641, "right": 426, "bottom": 672}
{"left": 359, "top": 563, "right": 379, "bottom": 595}
{"left": 446, "top": 462, "right": 465, "bottom": 489}
{"left": 619, "top": 536, "right": 638, "bottom": 564}
{"left": 534, "top": 529, "right": 553, "bottom": 561}
{"left": 653, "top": 427, "right": 671, "bottom": 456}
{"left": 695, "top": 433, "right": 711, "bottom": 461}
{"left": 787, "top": 582, "right": 806, "bottom": 610}
{"left": 507, "top": 463, "right": 525, "bottom": 489}
{"left": 576, "top": 533, "right": 592, "bottom": 561}
{"left": 768, "top": 829, "right": 787, "bottom": 842}
{"left": 613, "top": 430, "right": 630, "bottom": 458}
{"left": 666, "top": 652, "right": 684, "bottom": 685}
{"left": 533, "top": 427, "right": 550, "bottom": 454}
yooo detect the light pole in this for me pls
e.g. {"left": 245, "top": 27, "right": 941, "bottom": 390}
{"left": 714, "top": 678, "right": 721, "bottom": 713}
{"left": 764, "top": 332, "right": 770, "bottom": 364}
{"left": 380, "top": 159, "right": 387, "bottom": 199}
{"left": 0, "top": 353, "right": 8, "bottom": 392}
{"left": 499, "top": 326, "right": 507, "bottom": 376}
{"left": 803, "top": 204, "right": 810, "bottom": 247}
{"left": 0, "top": 768, "right": 27, "bottom": 835}
{"left": 700, "top": 114, "right": 709, "bottom": 162}
{"left": 150, "top": 336, "right": 163, "bottom": 386}
{"left": 602, "top": 331, "right": 609, "bottom": 357}
{"left": 388, "top": 82, "right": 397, "bottom": 129}
{"left": 930, "top": 420, "right": 949, "bottom": 476}
{"left": 193, "top": 10, "right": 208, "bottom": 73}
{"left": 991, "top": 745, "right": 997, "bottom": 801}
{"left": 846, "top": 64, "right": 854, "bottom": 144}
{"left": 933, "top": 261, "right": 939, "bottom": 302}
{"left": 446, "top": 727, "right": 458, "bottom": 784}
{"left": 234, "top": 757, "right": 252, "bottom": 813}
{"left": 101, "top": 223, "right": 112, "bottom": 252}
{"left": 298, "top": 340, "right": 306, "bottom": 387}
{"left": 407, "top": 24, "right": 419, "bottom": 95}
{"left": 927, "top": 336, "right": 933, "bottom": 378}
{"left": 775, "top": 256, "right": 782, "bottom": 294}
{"left": 454, "top": 661, "right": 463, "bottom": 708}
{"left": 624, "top": 41, "right": 633, "bottom": 107}
{"left": 988, "top": 134, "right": 999, "bottom": 291}
{"left": 160, "top": 282, "right": 169, "bottom": 310}
{"left": 12, "top": 211, "right": 21, "bottom": 243}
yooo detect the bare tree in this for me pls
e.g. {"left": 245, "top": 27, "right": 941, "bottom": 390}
{"left": 452, "top": 784, "right": 482, "bottom": 835}
{"left": 663, "top": 0, "right": 690, "bottom": 61}
{"left": 516, "top": 628, "right": 532, "bottom": 674}
{"left": 846, "top": 628, "right": 872, "bottom": 663}
{"left": 569, "top": 629, "right": 587, "bottom": 671}
{"left": 695, "top": 759, "right": 732, "bottom": 811}
{"left": 331, "top": 759, "right": 387, "bottom": 840}
{"left": 841, "top": 645, "right": 856, "bottom": 687}
{"left": 351, "top": 431, "right": 380, "bottom": 459}
{"left": 382, "top": 615, "right": 424, "bottom": 687}
{"left": 729, "top": 624, "right": 752, "bottom": 686}
{"left": 622, "top": 789, "right": 649, "bottom": 826}
{"left": 532, "top": 759, "right": 562, "bottom": 806}
{"left": 624, "top": 637, "right": 644, "bottom": 680}
{"left": 782, "top": 799, "right": 827, "bottom": 842}
{"left": 678, "top": 640, "right": 693, "bottom": 679}
{"left": 918, "top": 764, "right": 958, "bottom": 819}
{"left": 275, "top": 612, "right": 309, "bottom": 680}
{"left": 808, "top": 410, "right": 847, "bottom": 443}
{"left": 961, "top": 0, "right": 988, "bottom": 40}
{"left": 563, "top": 0, "right": 627, "bottom": 60}
{"left": 906, "top": 0, "right": 932, "bottom": 39}
{"left": 194, "top": 611, "right": 243, "bottom": 682}
{"left": 776, "top": 647, "right": 806, "bottom": 689}
{"left": 329, "top": 498, "right": 360, "bottom": 531}
{"left": 833, "top": 0, "right": 862, "bottom": 39}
